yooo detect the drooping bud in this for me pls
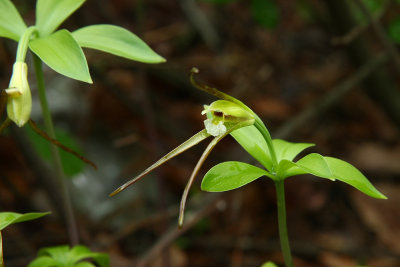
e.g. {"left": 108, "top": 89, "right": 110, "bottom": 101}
{"left": 5, "top": 61, "right": 32, "bottom": 127}
{"left": 202, "top": 100, "right": 255, "bottom": 136}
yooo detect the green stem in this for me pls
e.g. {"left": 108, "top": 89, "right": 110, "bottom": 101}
{"left": 254, "top": 117, "right": 278, "bottom": 171}
{"left": 32, "top": 54, "right": 79, "bottom": 245}
{"left": 0, "top": 232, "right": 4, "bottom": 267}
{"left": 16, "top": 26, "right": 37, "bottom": 62}
{"left": 275, "top": 180, "right": 294, "bottom": 267}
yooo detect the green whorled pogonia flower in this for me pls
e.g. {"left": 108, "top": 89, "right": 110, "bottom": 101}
{"left": 202, "top": 100, "right": 255, "bottom": 136}
{"left": 110, "top": 98, "right": 256, "bottom": 226}
{"left": 5, "top": 61, "right": 32, "bottom": 127}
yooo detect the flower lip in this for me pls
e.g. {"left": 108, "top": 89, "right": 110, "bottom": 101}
{"left": 204, "top": 119, "right": 226, "bottom": 137}
{"left": 202, "top": 100, "right": 255, "bottom": 136}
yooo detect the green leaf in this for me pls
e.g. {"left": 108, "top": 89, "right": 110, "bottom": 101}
{"left": 277, "top": 159, "right": 308, "bottom": 178}
{"left": 251, "top": 0, "right": 279, "bottom": 29}
{"left": 30, "top": 245, "right": 109, "bottom": 267}
{"left": 261, "top": 262, "right": 278, "bottom": 267}
{"left": 29, "top": 29, "right": 92, "bottom": 83}
{"left": 388, "top": 17, "right": 400, "bottom": 44}
{"left": 294, "top": 153, "right": 335, "bottom": 179}
{"left": 230, "top": 125, "right": 272, "bottom": 171}
{"left": 0, "top": 0, "right": 27, "bottom": 41}
{"left": 89, "top": 252, "right": 109, "bottom": 267}
{"left": 25, "top": 125, "right": 86, "bottom": 177}
{"left": 278, "top": 153, "right": 387, "bottom": 199}
{"left": 323, "top": 157, "right": 387, "bottom": 199}
{"left": 273, "top": 139, "right": 314, "bottom": 162}
{"left": 74, "top": 262, "right": 96, "bottom": 267}
{"left": 68, "top": 245, "right": 108, "bottom": 266}
{"left": 36, "top": 0, "right": 85, "bottom": 36}
{"left": 201, "top": 161, "right": 271, "bottom": 192}
{"left": 27, "top": 256, "right": 60, "bottom": 267}
{"left": 37, "top": 245, "right": 69, "bottom": 262}
{"left": 72, "top": 24, "right": 166, "bottom": 64}
{"left": 0, "top": 211, "right": 50, "bottom": 231}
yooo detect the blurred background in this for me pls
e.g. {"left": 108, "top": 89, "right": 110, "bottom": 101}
{"left": 1, "top": 0, "right": 400, "bottom": 266}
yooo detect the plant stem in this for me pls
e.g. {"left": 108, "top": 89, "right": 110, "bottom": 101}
{"left": 16, "top": 26, "right": 37, "bottom": 62}
{"left": 254, "top": 118, "right": 278, "bottom": 171}
{"left": 32, "top": 54, "right": 79, "bottom": 245}
{"left": 274, "top": 180, "right": 294, "bottom": 267}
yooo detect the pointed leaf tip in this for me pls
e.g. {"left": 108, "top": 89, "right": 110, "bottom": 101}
{"left": 29, "top": 30, "right": 92, "bottom": 83}
{"left": 280, "top": 153, "right": 387, "bottom": 199}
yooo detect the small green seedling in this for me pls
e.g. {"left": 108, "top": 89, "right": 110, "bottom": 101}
{"left": 27, "top": 245, "right": 109, "bottom": 267}
{"left": 110, "top": 68, "right": 386, "bottom": 267}
{"left": 0, "top": 211, "right": 50, "bottom": 267}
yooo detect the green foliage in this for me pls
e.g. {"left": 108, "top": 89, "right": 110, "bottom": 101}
{"left": 28, "top": 245, "right": 109, "bottom": 267}
{"left": 201, "top": 161, "right": 272, "bottom": 192}
{"left": 388, "top": 17, "right": 400, "bottom": 44}
{"left": 261, "top": 261, "right": 278, "bottom": 267}
{"left": 230, "top": 125, "right": 272, "bottom": 171}
{"left": 0, "top": 211, "right": 50, "bottom": 231}
{"left": 272, "top": 139, "right": 314, "bottom": 162}
{"left": 0, "top": 0, "right": 27, "bottom": 41}
{"left": 0, "top": 212, "right": 50, "bottom": 267}
{"left": 36, "top": 0, "right": 86, "bottom": 37}
{"left": 251, "top": 0, "right": 279, "bottom": 29}
{"left": 203, "top": 133, "right": 386, "bottom": 198}
{"left": 1, "top": 0, "right": 165, "bottom": 83}
{"left": 72, "top": 24, "right": 166, "bottom": 63}
{"left": 203, "top": 126, "right": 386, "bottom": 199}
{"left": 25, "top": 125, "right": 86, "bottom": 177}
{"left": 29, "top": 29, "right": 92, "bottom": 83}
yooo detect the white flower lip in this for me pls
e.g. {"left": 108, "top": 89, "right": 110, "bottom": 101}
{"left": 204, "top": 119, "right": 226, "bottom": 137}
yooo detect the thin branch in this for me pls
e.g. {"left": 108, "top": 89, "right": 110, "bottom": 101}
{"left": 28, "top": 120, "right": 97, "bottom": 169}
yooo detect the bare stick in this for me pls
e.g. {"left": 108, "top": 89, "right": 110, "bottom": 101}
{"left": 28, "top": 119, "right": 97, "bottom": 169}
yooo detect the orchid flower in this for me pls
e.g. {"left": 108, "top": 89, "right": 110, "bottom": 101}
{"left": 110, "top": 68, "right": 259, "bottom": 227}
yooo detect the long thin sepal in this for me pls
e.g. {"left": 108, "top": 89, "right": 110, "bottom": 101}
{"left": 190, "top": 68, "right": 252, "bottom": 115}
{"left": 109, "top": 129, "right": 211, "bottom": 197}
{"left": 178, "top": 122, "right": 250, "bottom": 227}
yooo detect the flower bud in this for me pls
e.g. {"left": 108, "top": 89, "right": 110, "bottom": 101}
{"left": 202, "top": 100, "right": 255, "bottom": 136}
{"left": 5, "top": 61, "right": 32, "bottom": 127}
